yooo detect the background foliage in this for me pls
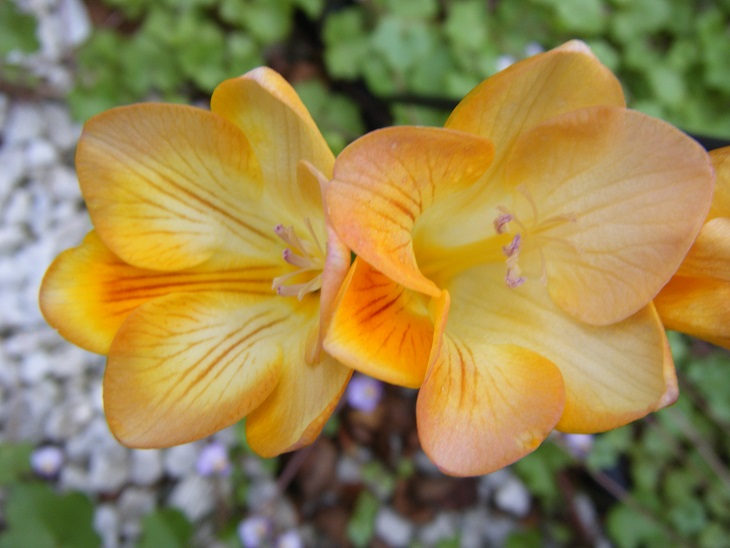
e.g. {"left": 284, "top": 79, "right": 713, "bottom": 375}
{"left": 2, "top": 0, "right": 730, "bottom": 546}
{"left": 61, "top": 0, "right": 730, "bottom": 149}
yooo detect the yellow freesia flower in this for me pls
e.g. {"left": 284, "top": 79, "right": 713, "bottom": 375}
{"left": 40, "top": 68, "right": 353, "bottom": 455}
{"left": 655, "top": 146, "right": 730, "bottom": 348}
{"left": 324, "top": 41, "right": 714, "bottom": 476}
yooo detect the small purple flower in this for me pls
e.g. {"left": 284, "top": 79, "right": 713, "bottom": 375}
{"left": 346, "top": 374, "right": 384, "bottom": 413}
{"left": 30, "top": 446, "right": 64, "bottom": 478}
{"left": 562, "top": 433, "right": 594, "bottom": 458}
{"left": 196, "top": 442, "right": 231, "bottom": 477}
{"left": 276, "top": 529, "right": 304, "bottom": 548}
{"left": 238, "top": 515, "right": 272, "bottom": 548}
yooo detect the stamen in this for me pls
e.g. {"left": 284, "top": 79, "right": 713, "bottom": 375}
{"left": 502, "top": 233, "right": 522, "bottom": 257}
{"left": 273, "top": 222, "right": 326, "bottom": 300}
{"left": 506, "top": 267, "right": 526, "bottom": 288}
{"left": 494, "top": 212, "right": 513, "bottom": 234}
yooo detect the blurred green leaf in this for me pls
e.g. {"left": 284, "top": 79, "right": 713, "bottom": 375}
{"left": 668, "top": 499, "right": 707, "bottom": 537}
{"left": 444, "top": 0, "right": 489, "bottom": 51}
{"left": 606, "top": 505, "right": 666, "bottom": 548}
{"left": 0, "top": 442, "right": 33, "bottom": 485}
{"left": 0, "top": 484, "right": 100, "bottom": 548}
{"left": 0, "top": 2, "right": 39, "bottom": 54}
{"left": 511, "top": 441, "right": 571, "bottom": 507}
{"left": 347, "top": 490, "right": 379, "bottom": 548}
{"left": 374, "top": 0, "right": 439, "bottom": 19}
{"left": 137, "top": 508, "right": 194, "bottom": 548}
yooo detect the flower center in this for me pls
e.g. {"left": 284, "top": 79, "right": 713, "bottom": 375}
{"left": 494, "top": 185, "right": 577, "bottom": 289}
{"left": 272, "top": 219, "right": 326, "bottom": 300}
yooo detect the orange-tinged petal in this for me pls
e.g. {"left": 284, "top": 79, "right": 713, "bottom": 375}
{"left": 503, "top": 106, "right": 714, "bottom": 325}
{"left": 211, "top": 68, "right": 334, "bottom": 221}
{"left": 674, "top": 218, "right": 730, "bottom": 280}
{"left": 328, "top": 126, "right": 494, "bottom": 296}
{"left": 708, "top": 147, "right": 730, "bottom": 220}
{"left": 104, "top": 292, "right": 300, "bottom": 447}
{"left": 324, "top": 258, "right": 434, "bottom": 388}
{"left": 298, "top": 161, "right": 352, "bottom": 363}
{"left": 246, "top": 352, "right": 352, "bottom": 457}
{"left": 446, "top": 40, "right": 624, "bottom": 172}
{"left": 657, "top": 324, "right": 679, "bottom": 410}
{"left": 77, "top": 104, "right": 275, "bottom": 271}
{"left": 417, "top": 292, "right": 565, "bottom": 476}
{"left": 39, "top": 231, "right": 278, "bottom": 355}
{"left": 655, "top": 276, "right": 730, "bottom": 349}
{"left": 445, "top": 263, "right": 669, "bottom": 434}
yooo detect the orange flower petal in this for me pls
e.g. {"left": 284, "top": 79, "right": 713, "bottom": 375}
{"left": 417, "top": 292, "right": 565, "bottom": 476}
{"left": 245, "top": 353, "right": 352, "bottom": 457}
{"left": 503, "top": 106, "right": 714, "bottom": 325}
{"left": 103, "top": 292, "right": 302, "bottom": 447}
{"left": 324, "top": 258, "right": 434, "bottom": 388}
{"left": 211, "top": 68, "right": 334, "bottom": 221}
{"left": 446, "top": 40, "right": 624, "bottom": 170}
{"left": 655, "top": 276, "right": 730, "bottom": 349}
{"left": 708, "top": 147, "right": 730, "bottom": 220}
{"left": 77, "top": 104, "right": 274, "bottom": 271}
{"left": 675, "top": 218, "right": 730, "bottom": 281}
{"left": 328, "top": 126, "right": 494, "bottom": 296}
{"left": 445, "top": 263, "right": 670, "bottom": 434}
{"left": 298, "top": 161, "right": 352, "bottom": 363}
{"left": 39, "top": 231, "right": 278, "bottom": 355}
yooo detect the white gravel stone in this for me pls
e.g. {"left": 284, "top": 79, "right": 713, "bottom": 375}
{"left": 44, "top": 396, "right": 94, "bottom": 441}
{"left": 65, "top": 416, "right": 121, "bottom": 462}
{"left": 130, "top": 449, "right": 165, "bottom": 486}
{"left": 246, "top": 479, "right": 278, "bottom": 511}
{"left": 167, "top": 475, "right": 216, "bottom": 522}
{"left": 3, "top": 103, "right": 46, "bottom": 145}
{"left": 419, "top": 512, "right": 458, "bottom": 546}
{"left": 0, "top": 93, "right": 8, "bottom": 129}
{"left": 60, "top": 463, "right": 90, "bottom": 493}
{"left": 24, "top": 138, "right": 58, "bottom": 169}
{"left": 88, "top": 446, "right": 130, "bottom": 493}
{"left": 0, "top": 225, "right": 28, "bottom": 253}
{"left": 56, "top": 0, "right": 91, "bottom": 49}
{"left": 4, "top": 188, "right": 32, "bottom": 225}
{"left": 0, "top": 146, "right": 26, "bottom": 196}
{"left": 20, "top": 350, "right": 51, "bottom": 384}
{"left": 25, "top": 377, "right": 61, "bottom": 419}
{"left": 44, "top": 164, "right": 80, "bottom": 199}
{"left": 118, "top": 487, "right": 157, "bottom": 525}
{"left": 164, "top": 443, "right": 200, "bottom": 478}
{"left": 336, "top": 454, "right": 363, "bottom": 484}
{"left": 375, "top": 507, "right": 413, "bottom": 547}
{"left": 494, "top": 476, "right": 531, "bottom": 517}
{"left": 42, "top": 102, "right": 81, "bottom": 152}
{"left": 94, "top": 504, "right": 120, "bottom": 548}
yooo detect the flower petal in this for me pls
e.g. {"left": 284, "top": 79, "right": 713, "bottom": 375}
{"left": 77, "top": 104, "right": 274, "bottom": 271}
{"left": 446, "top": 40, "right": 624, "bottom": 170}
{"left": 324, "top": 258, "right": 434, "bottom": 388}
{"left": 298, "top": 161, "right": 352, "bottom": 363}
{"left": 445, "top": 263, "right": 670, "bottom": 434}
{"left": 39, "top": 231, "right": 278, "bottom": 355}
{"left": 655, "top": 276, "right": 730, "bottom": 349}
{"left": 245, "top": 352, "right": 352, "bottom": 457}
{"left": 211, "top": 68, "right": 334, "bottom": 220}
{"left": 417, "top": 293, "right": 565, "bottom": 476}
{"left": 503, "top": 106, "right": 714, "bottom": 325}
{"left": 708, "top": 147, "right": 730, "bottom": 220}
{"left": 674, "top": 218, "right": 730, "bottom": 281}
{"left": 104, "top": 292, "right": 301, "bottom": 447}
{"left": 328, "top": 126, "right": 494, "bottom": 295}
